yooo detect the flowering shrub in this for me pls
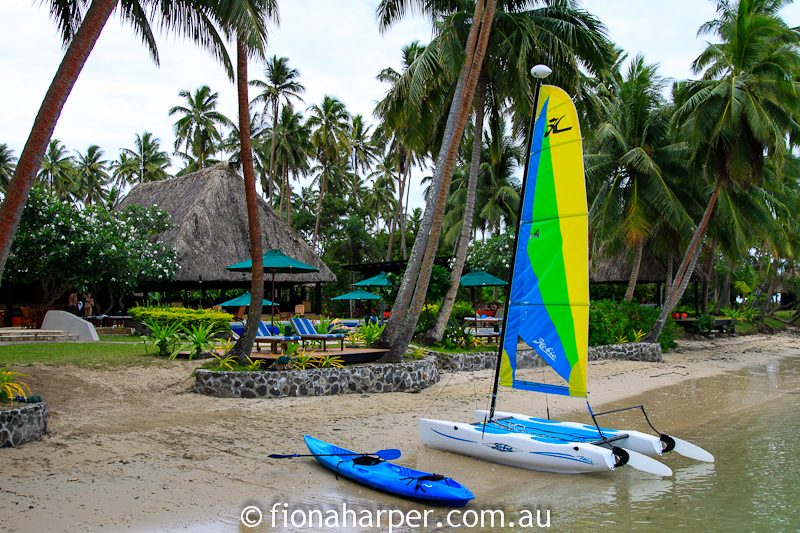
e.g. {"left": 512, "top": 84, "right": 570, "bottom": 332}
{"left": 6, "top": 187, "right": 177, "bottom": 303}
{"left": 466, "top": 229, "right": 513, "bottom": 279}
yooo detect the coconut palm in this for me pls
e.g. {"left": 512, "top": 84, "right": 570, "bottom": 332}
{"left": 586, "top": 54, "right": 690, "bottom": 302}
{"left": 74, "top": 144, "right": 111, "bottom": 206}
{"left": 0, "top": 144, "right": 17, "bottom": 193}
{"left": 38, "top": 139, "right": 77, "bottom": 200}
{"left": 118, "top": 131, "right": 172, "bottom": 184}
{"left": 169, "top": 85, "right": 233, "bottom": 173}
{"left": 647, "top": 0, "right": 800, "bottom": 340}
{"left": 306, "top": 95, "right": 351, "bottom": 249}
{"left": 367, "top": 154, "right": 398, "bottom": 233}
{"left": 349, "top": 114, "right": 379, "bottom": 200}
{"left": 250, "top": 55, "right": 305, "bottom": 204}
{"left": 271, "top": 104, "right": 312, "bottom": 224}
{"left": 0, "top": 0, "right": 232, "bottom": 285}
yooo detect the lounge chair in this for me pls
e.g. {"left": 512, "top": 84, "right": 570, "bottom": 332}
{"left": 290, "top": 317, "right": 344, "bottom": 352}
{"left": 229, "top": 321, "right": 300, "bottom": 353}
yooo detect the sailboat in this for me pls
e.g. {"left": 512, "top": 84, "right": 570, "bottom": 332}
{"left": 419, "top": 66, "right": 714, "bottom": 476}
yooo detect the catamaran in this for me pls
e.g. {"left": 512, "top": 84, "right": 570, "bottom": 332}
{"left": 419, "top": 65, "right": 714, "bottom": 476}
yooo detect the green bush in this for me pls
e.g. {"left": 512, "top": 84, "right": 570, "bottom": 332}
{"left": 589, "top": 300, "right": 680, "bottom": 352}
{"left": 415, "top": 303, "right": 440, "bottom": 335}
{"left": 130, "top": 306, "right": 232, "bottom": 331}
{"left": 452, "top": 301, "right": 477, "bottom": 321}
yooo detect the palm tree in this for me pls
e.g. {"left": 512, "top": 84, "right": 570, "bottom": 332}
{"left": 38, "top": 139, "right": 76, "bottom": 200}
{"left": 647, "top": 0, "right": 800, "bottom": 340}
{"left": 212, "top": 0, "right": 276, "bottom": 363}
{"left": 306, "top": 95, "right": 351, "bottom": 250}
{"left": 271, "top": 104, "right": 312, "bottom": 224}
{"left": 367, "top": 154, "right": 398, "bottom": 233}
{"left": 118, "top": 132, "right": 172, "bottom": 184}
{"left": 375, "top": 0, "right": 499, "bottom": 359}
{"left": 586, "top": 54, "right": 689, "bottom": 302}
{"left": 349, "top": 114, "right": 379, "bottom": 199}
{"left": 0, "top": 144, "right": 17, "bottom": 193}
{"left": 0, "top": 0, "right": 232, "bottom": 285}
{"left": 74, "top": 144, "right": 110, "bottom": 206}
{"left": 169, "top": 85, "right": 233, "bottom": 173}
{"left": 251, "top": 55, "right": 305, "bottom": 204}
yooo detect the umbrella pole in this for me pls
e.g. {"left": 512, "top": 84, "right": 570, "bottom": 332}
{"left": 271, "top": 272, "right": 276, "bottom": 327}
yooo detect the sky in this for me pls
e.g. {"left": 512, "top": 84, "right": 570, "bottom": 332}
{"left": 1, "top": 1, "right": 799, "bottom": 210}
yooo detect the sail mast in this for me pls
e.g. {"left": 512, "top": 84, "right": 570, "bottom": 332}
{"left": 488, "top": 65, "right": 552, "bottom": 420}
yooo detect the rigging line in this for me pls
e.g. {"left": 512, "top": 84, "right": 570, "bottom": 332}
{"left": 421, "top": 370, "right": 457, "bottom": 420}
{"left": 541, "top": 361, "right": 551, "bottom": 420}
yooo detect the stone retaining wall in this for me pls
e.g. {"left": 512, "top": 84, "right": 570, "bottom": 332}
{"left": 426, "top": 341, "right": 662, "bottom": 371}
{"left": 1, "top": 402, "right": 47, "bottom": 448}
{"left": 195, "top": 357, "right": 439, "bottom": 399}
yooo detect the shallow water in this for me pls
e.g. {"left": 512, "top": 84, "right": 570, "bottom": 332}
{"left": 178, "top": 355, "right": 800, "bottom": 532}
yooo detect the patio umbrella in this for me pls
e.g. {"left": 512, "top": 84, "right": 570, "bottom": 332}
{"left": 332, "top": 290, "right": 381, "bottom": 318}
{"left": 226, "top": 249, "right": 319, "bottom": 326}
{"left": 217, "top": 292, "right": 276, "bottom": 308}
{"left": 354, "top": 271, "right": 391, "bottom": 287}
{"left": 460, "top": 269, "right": 508, "bottom": 309}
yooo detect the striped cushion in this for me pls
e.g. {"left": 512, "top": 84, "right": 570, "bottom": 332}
{"left": 291, "top": 318, "right": 344, "bottom": 339}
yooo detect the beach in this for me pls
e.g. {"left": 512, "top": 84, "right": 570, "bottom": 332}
{"left": 3, "top": 332, "right": 800, "bottom": 532}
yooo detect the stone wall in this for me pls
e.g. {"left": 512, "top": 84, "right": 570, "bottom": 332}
{"left": 589, "top": 342, "right": 662, "bottom": 362}
{"left": 425, "top": 341, "right": 662, "bottom": 371}
{"left": 1, "top": 402, "right": 47, "bottom": 448}
{"left": 195, "top": 357, "right": 439, "bottom": 399}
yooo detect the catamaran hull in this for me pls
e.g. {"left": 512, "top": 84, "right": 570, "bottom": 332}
{"left": 419, "top": 418, "right": 618, "bottom": 474}
{"left": 475, "top": 410, "right": 664, "bottom": 457}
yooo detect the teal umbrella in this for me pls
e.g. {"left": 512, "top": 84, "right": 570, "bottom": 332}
{"left": 354, "top": 271, "right": 391, "bottom": 287}
{"left": 332, "top": 289, "right": 381, "bottom": 301}
{"left": 227, "top": 249, "right": 319, "bottom": 325}
{"left": 217, "top": 292, "right": 276, "bottom": 308}
{"left": 459, "top": 269, "right": 507, "bottom": 287}
{"left": 332, "top": 290, "right": 381, "bottom": 318}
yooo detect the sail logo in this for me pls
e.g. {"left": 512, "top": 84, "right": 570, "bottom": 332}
{"left": 531, "top": 338, "right": 557, "bottom": 361}
{"left": 545, "top": 115, "right": 572, "bottom": 137}
{"left": 486, "top": 443, "right": 516, "bottom": 453}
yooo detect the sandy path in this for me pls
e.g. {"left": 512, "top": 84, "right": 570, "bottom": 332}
{"left": 3, "top": 332, "right": 800, "bottom": 532}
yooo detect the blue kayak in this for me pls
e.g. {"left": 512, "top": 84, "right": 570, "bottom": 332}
{"left": 304, "top": 435, "right": 474, "bottom": 507}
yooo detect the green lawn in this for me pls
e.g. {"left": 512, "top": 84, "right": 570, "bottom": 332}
{"left": 98, "top": 334, "right": 142, "bottom": 343}
{"left": 0, "top": 340, "right": 168, "bottom": 367}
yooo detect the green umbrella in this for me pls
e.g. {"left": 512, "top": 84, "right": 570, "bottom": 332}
{"left": 459, "top": 269, "right": 508, "bottom": 287}
{"left": 227, "top": 249, "right": 319, "bottom": 326}
{"left": 332, "top": 289, "right": 381, "bottom": 301}
{"left": 217, "top": 292, "right": 276, "bottom": 308}
{"left": 354, "top": 271, "right": 391, "bottom": 287}
{"left": 332, "top": 290, "right": 381, "bottom": 318}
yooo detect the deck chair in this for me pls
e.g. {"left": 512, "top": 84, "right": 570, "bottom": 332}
{"left": 290, "top": 317, "right": 344, "bottom": 352}
{"left": 230, "top": 321, "right": 300, "bottom": 353}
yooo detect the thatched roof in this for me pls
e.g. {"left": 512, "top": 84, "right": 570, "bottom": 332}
{"left": 117, "top": 163, "right": 335, "bottom": 285}
{"left": 590, "top": 245, "right": 708, "bottom": 283}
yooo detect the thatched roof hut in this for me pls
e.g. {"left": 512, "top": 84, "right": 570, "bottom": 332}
{"left": 590, "top": 245, "right": 708, "bottom": 284}
{"left": 117, "top": 163, "right": 335, "bottom": 288}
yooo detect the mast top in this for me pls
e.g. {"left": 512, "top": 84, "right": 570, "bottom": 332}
{"left": 531, "top": 64, "right": 552, "bottom": 79}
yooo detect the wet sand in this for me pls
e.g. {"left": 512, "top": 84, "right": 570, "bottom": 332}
{"left": 3, "top": 332, "right": 800, "bottom": 532}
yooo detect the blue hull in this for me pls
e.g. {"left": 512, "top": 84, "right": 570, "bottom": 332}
{"left": 304, "top": 435, "right": 474, "bottom": 507}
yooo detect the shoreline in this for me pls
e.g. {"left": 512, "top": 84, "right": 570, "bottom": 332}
{"left": 3, "top": 332, "right": 800, "bottom": 532}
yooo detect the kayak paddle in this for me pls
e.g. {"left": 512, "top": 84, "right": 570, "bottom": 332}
{"left": 269, "top": 448, "right": 402, "bottom": 460}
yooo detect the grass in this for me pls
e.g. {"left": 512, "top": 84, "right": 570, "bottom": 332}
{"left": 98, "top": 335, "right": 142, "bottom": 343}
{"left": 0, "top": 339, "right": 168, "bottom": 368}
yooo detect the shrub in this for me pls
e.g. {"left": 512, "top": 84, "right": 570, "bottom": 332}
{"left": 415, "top": 303, "right": 439, "bottom": 335}
{"left": 141, "top": 319, "right": 182, "bottom": 357}
{"left": 360, "top": 322, "right": 386, "bottom": 346}
{"left": 452, "top": 301, "right": 477, "bottom": 321}
{"left": 173, "top": 323, "right": 227, "bottom": 360}
{"left": 695, "top": 313, "right": 715, "bottom": 333}
{"left": 315, "top": 318, "right": 333, "bottom": 334}
{"left": 130, "top": 306, "right": 233, "bottom": 331}
{"left": 1, "top": 369, "right": 31, "bottom": 402}
{"left": 589, "top": 300, "right": 680, "bottom": 352}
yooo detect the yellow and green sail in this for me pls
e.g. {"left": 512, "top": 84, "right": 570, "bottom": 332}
{"left": 499, "top": 85, "right": 589, "bottom": 398}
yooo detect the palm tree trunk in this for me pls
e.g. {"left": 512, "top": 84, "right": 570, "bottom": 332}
{"left": 428, "top": 74, "right": 487, "bottom": 343}
{"left": 386, "top": 145, "right": 404, "bottom": 261}
{"left": 312, "top": 169, "right": 326, "bottom": 250}
{"left": 229, "top": 38, "right": 265, "bottom": 364}
{"left": 267, "top": 99, "right": 279, "bottom": 206}
{"left": 0, "top": 0, "right": 117, "bottom": 286}
{"left": 624, "top": 239, "right": 644, "bottom": 302}
{"left": 379, "top": 0, "right": 496, "bottom": 360}
{"left": 401, "top": 162, "right": 410, "bottom": 259}
{"left": 646, "top": 180, "right": 722, "bottom": 341}
{"left": 715, "top": 258, "right": 732, "bottom": 313}
{"left": 701, "top": 240, "right": 716, "bottom": 313}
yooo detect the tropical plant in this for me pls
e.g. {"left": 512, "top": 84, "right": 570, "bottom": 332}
{"left": 38, "top": 139, "right": 76, "bottom": 200}
{"left": 359, "top": 322, "right": 386, "bottom": 346}
{"left": 290, "top": 352, "right": 319, "bottom": 370}
{"left": 314, "top": 355, "right": 344, "bottom": 368}
{"left": 173, "top": 323, "right": 225, "bottom": 360}
{"left": 169, "top": 85, "right": 233, "bottom": 173}
{"left": 141, "top": 319, "right": 183, "bottom": 357}
{"left": 210, "top": 353, "right": 237, "bottom": 371}
{"left": 241, "top": 356, "right": 263, "bottom": 371}
{"left": 0, "top": 369, "right": 30, "bottom": 402}
{"left": 0, "top": 143, "right": 16, "bottom": 193}
{"left": 74, "top": 144, "right": 110, "bottom": 206}
{"left": 345, "top": 330, "right": 364, "bottom": 347}
{"left": 695, "top": 313, "right": 715, "bottom": 334}
{"left": 314, "top": 318, "right": 333, "bottom": 334}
